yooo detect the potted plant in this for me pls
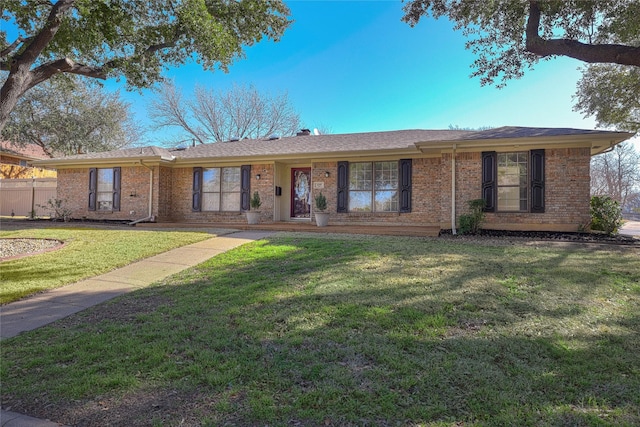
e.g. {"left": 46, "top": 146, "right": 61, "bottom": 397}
{"left": 246, "top": 191, "right": 261, "bottom": 224}
{"left": 314, "top": 192, "right": 330, "bottom": 227}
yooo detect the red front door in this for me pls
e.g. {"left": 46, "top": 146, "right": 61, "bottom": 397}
{"left": 291, "top": 168, "right": 311, "bottom": 218}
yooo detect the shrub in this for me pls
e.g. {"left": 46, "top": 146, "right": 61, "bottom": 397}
{"left": 250, "top": 191, "right": 261, "bottom": 210}
{"left": 38, "top": 198, "right": 72, "bottom": 222}
{"left": 590, "top": 195, "right": 622, "bottom": 235}
{"left": 458, "top": 199, "right": 486, "bottom": 235}
{"left": 314, "top": 192, "right": 327, "bottom": 212}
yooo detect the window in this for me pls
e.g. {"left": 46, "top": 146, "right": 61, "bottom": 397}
{"left": 337, "top": 160, "right": 411, "bottom": 213}
{"left": 497, "top": 152, "right": 528, "bottom": 211}
{"left": 193, "top": 166, "right": 249, "bottom": 212}
{"left": 482, "top": 150, "right": 545, "bottom": 213}
{"left": 88, "top": 167, "right": 121, "bottom": 211}
{"left": 201, "top": 167, "right": 241, "bottom": 211}
{"left": 19, "top": 160, "right": 27, "bottom": 167}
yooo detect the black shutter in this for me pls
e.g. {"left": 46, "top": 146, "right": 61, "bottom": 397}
{"left": 399, "top": 159, "right": 412, "bottom": 213}
{"left": 192, "top": 167, "right": 202, "bottom": 211}
{"left": 481, "top": 151, "right": 497, "bottom": 212}
{"left": 112, "top": 167, "right": 121, "bottom": 211}
{"left": 530, "top": 149, "right": 545, "bottom": 213}
{"left": 240, "top": 165, "right": 251, "bottom": 211}
{"left": 337, "top": 161, "right": 349, "bottom": 213}
{"left": 88, "top": 167, "right": 97, "bottom": 211}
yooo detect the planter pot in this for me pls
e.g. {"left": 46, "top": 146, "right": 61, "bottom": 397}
{"left": 246, "top": 211, "right": 260, "bottom": 225}
{"left": 315, "top": 212, "right": 330, "bottom": 227}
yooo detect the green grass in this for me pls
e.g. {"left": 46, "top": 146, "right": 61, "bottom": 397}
{"left": 0, "top": 227, "right": 212, "bottom": 303}
{"left": 1, "top": 234, "right": 639, "bottom": 426}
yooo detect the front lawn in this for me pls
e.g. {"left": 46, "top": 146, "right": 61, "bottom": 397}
{"left": 1, "top": 234, "right": 639, "bottom": 426}
{"left": 0, "top": 227, "right": 213, "bottom": 304}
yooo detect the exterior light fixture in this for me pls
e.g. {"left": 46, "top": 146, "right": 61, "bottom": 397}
{"left": 256, "top": 174, "right": 261, "bottom": 180}
{"left": 325, "top": 171, "right": 330, "bottom": 178}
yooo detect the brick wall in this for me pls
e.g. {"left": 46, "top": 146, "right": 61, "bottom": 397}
{"left": 309, "top": 158, "right": 444, "bottom": 226}
{"left": 168, "top": 164, "right": 275, "bottom": 223}
{"left": 57, "top": 166, "right": 154, "bottom": 221}
{"left": 54, "top": 147, "right": 593, "bottom": 231}
{"left": 455, "top": 147, "right": 592, "bottom": 231}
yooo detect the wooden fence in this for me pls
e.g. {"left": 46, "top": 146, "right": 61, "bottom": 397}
{"left": 0, "top": 178, "right": 57, "bottom": 217}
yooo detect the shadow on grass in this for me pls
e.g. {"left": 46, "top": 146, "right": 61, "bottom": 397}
{"left": 1, "top": 235, "right": 639, "bottom": 426}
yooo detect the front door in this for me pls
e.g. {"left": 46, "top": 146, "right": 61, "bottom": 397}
{"left": 291, "top": 168, "right": 311, "bottom": 218}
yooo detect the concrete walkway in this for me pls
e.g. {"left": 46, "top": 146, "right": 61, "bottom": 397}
{"left": 621, "top": 220, "right": 640, "bottom": 237}
{"left": 0, "top": 230, "right": 274, "bottom": 427}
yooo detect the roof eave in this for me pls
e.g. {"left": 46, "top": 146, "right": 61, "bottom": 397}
{"left": 32, "top": 155, "right": 175, "bottom": 168}
{"left": 416, "top": 132, "right": 635, "bottom": 156}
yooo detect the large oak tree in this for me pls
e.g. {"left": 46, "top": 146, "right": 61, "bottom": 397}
{"left": 2, "top": 75, "right": 140, "bottom": 156}
{"left": 0, "top": 0, "right": 291, "bottom": 131}
{"left": 402, "top": 0, "right": 640, "bottom": 86}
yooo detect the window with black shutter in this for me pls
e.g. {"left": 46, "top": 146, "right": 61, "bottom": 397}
{"left": 481, "top": 151, "right": 497, "bottom": 212}
{"left": 482, "top": 150, "right": 545, "bottom": 213}
{"left": 337, "top": 161, "right": 349, "bottom": 212}
{"left": 89, "top": 167, "right": 121, "bottom": 211}
{"left": 240, "top": 165, "right": 251, "bottom": 211}
{"left": 336, "top": 160, "right": 410, "bottom": 213}
{"left": 530, "top": 149, "right": 545, "bottom": 213}
{"left": 192, "top": 167, "right": 202, "bottom": 211}
{"left": 193, "top": 166, "right": 245, "bottom": 211}
{"left": 399, "top": 159, "right": 412, "bottom": 213}
{"left": 88, "top": 168, "right": 97, "bottom": 211}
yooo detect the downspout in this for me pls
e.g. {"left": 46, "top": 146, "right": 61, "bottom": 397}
{"left": 451, "top": 144, "right": 457, "bottom": 235}
{"left": 129, "top": 161, "right": 154, "bottom": 225}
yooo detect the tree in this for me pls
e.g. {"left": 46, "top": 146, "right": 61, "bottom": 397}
{"left": 574, "top": 64, "right": 640, "bottom": 133}
{"left": 0, "top": 0, "right": 291, "bottom": 131}
{"left": 149, "top": 82, "right": 302, "bottom": 143}
{"left": 590, "top": 142, "right": 640, "bottom": 210}
{"left": 401, "top": 0, "right": 640, "bottom": 88}
{"left": 1, "top": 75, "right": 140, "bottom": 156}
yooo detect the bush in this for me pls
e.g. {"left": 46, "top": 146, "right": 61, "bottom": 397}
{"left": 250, "top": 191, "right": 261, "bottom": 210}
{"left": 38, "top": 198, "right": 72, "bottom": 222}
{"left": 590, "top": 195, "right": 623, "bottom": 235}
{"left": 458, "top": 199, "right": 486, "bottom": 235}
{"left": 314, "top": 192, "right": 327, "bottom": 212}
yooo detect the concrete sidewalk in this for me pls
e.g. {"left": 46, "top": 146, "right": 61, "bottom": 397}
{"left": 1, "top": 230, "right": 274, "bottom": 427}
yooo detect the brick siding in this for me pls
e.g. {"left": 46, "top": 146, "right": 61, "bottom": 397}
{"left": 55, "top": 148, "right": 593, "bottom": 231}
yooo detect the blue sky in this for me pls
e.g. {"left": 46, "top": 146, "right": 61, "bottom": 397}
{"left": 113, "top": 0, "right": 612, "bottom": 145}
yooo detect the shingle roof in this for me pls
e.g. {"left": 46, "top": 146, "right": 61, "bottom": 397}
{"left": 460, "top": 126, "right": 617, "bottom": 140}
{"left": 0, "top": 141, "right": 51, "bottom": 160}
{"left": 34, "top": 127, "right": 634, "bottom": 165}
{"left": 50, "top": 146, "right": 176, "bottom": 161}
{"left": 173, "top": 129, "right": 471, "bottom": 159}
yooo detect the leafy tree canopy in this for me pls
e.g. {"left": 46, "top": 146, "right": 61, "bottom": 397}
{"left": 574, "top": 64, "right": 640, "bottom": 133}
{"left": 402, "top": 0, "right": 640, "bottom": 88}
{"left": 2, "top": 75, "right": 141, "bottom": 156}
{"left": 0, "top": 0, "right": 291, "bottom": 129}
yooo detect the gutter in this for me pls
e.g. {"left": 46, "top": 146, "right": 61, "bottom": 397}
{"left": 129, "top": 160, "right": 155, "bottom": 226}
{"left": 451, "top": 144, "right": 457, "bottom": 235}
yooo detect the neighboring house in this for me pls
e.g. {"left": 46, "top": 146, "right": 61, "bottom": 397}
{"left": 0, "top": 140, "right": 56, "bottom": 179}
{"left": 33, "top": 126, "right": 634, "bottom": 232}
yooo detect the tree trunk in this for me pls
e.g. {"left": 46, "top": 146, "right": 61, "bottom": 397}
{"left": 0, "top": 69, "right": 33, "bottom": 131}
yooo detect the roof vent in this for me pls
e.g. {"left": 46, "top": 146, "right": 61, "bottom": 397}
{"left": 268, "top": 134, "right": 281, "bottom": 140}
{"left": 172, "top": 145, "right": 187, "bottom": 151}
{"left": 296, "top": 128, "right": 311, "bottom": 136}
{"left": 229, "top": 136, "right": 240, "bottom": 142}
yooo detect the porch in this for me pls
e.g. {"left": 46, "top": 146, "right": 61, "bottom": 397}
{"left": 137, "top": 221, "right": 442, "bottom": 237}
